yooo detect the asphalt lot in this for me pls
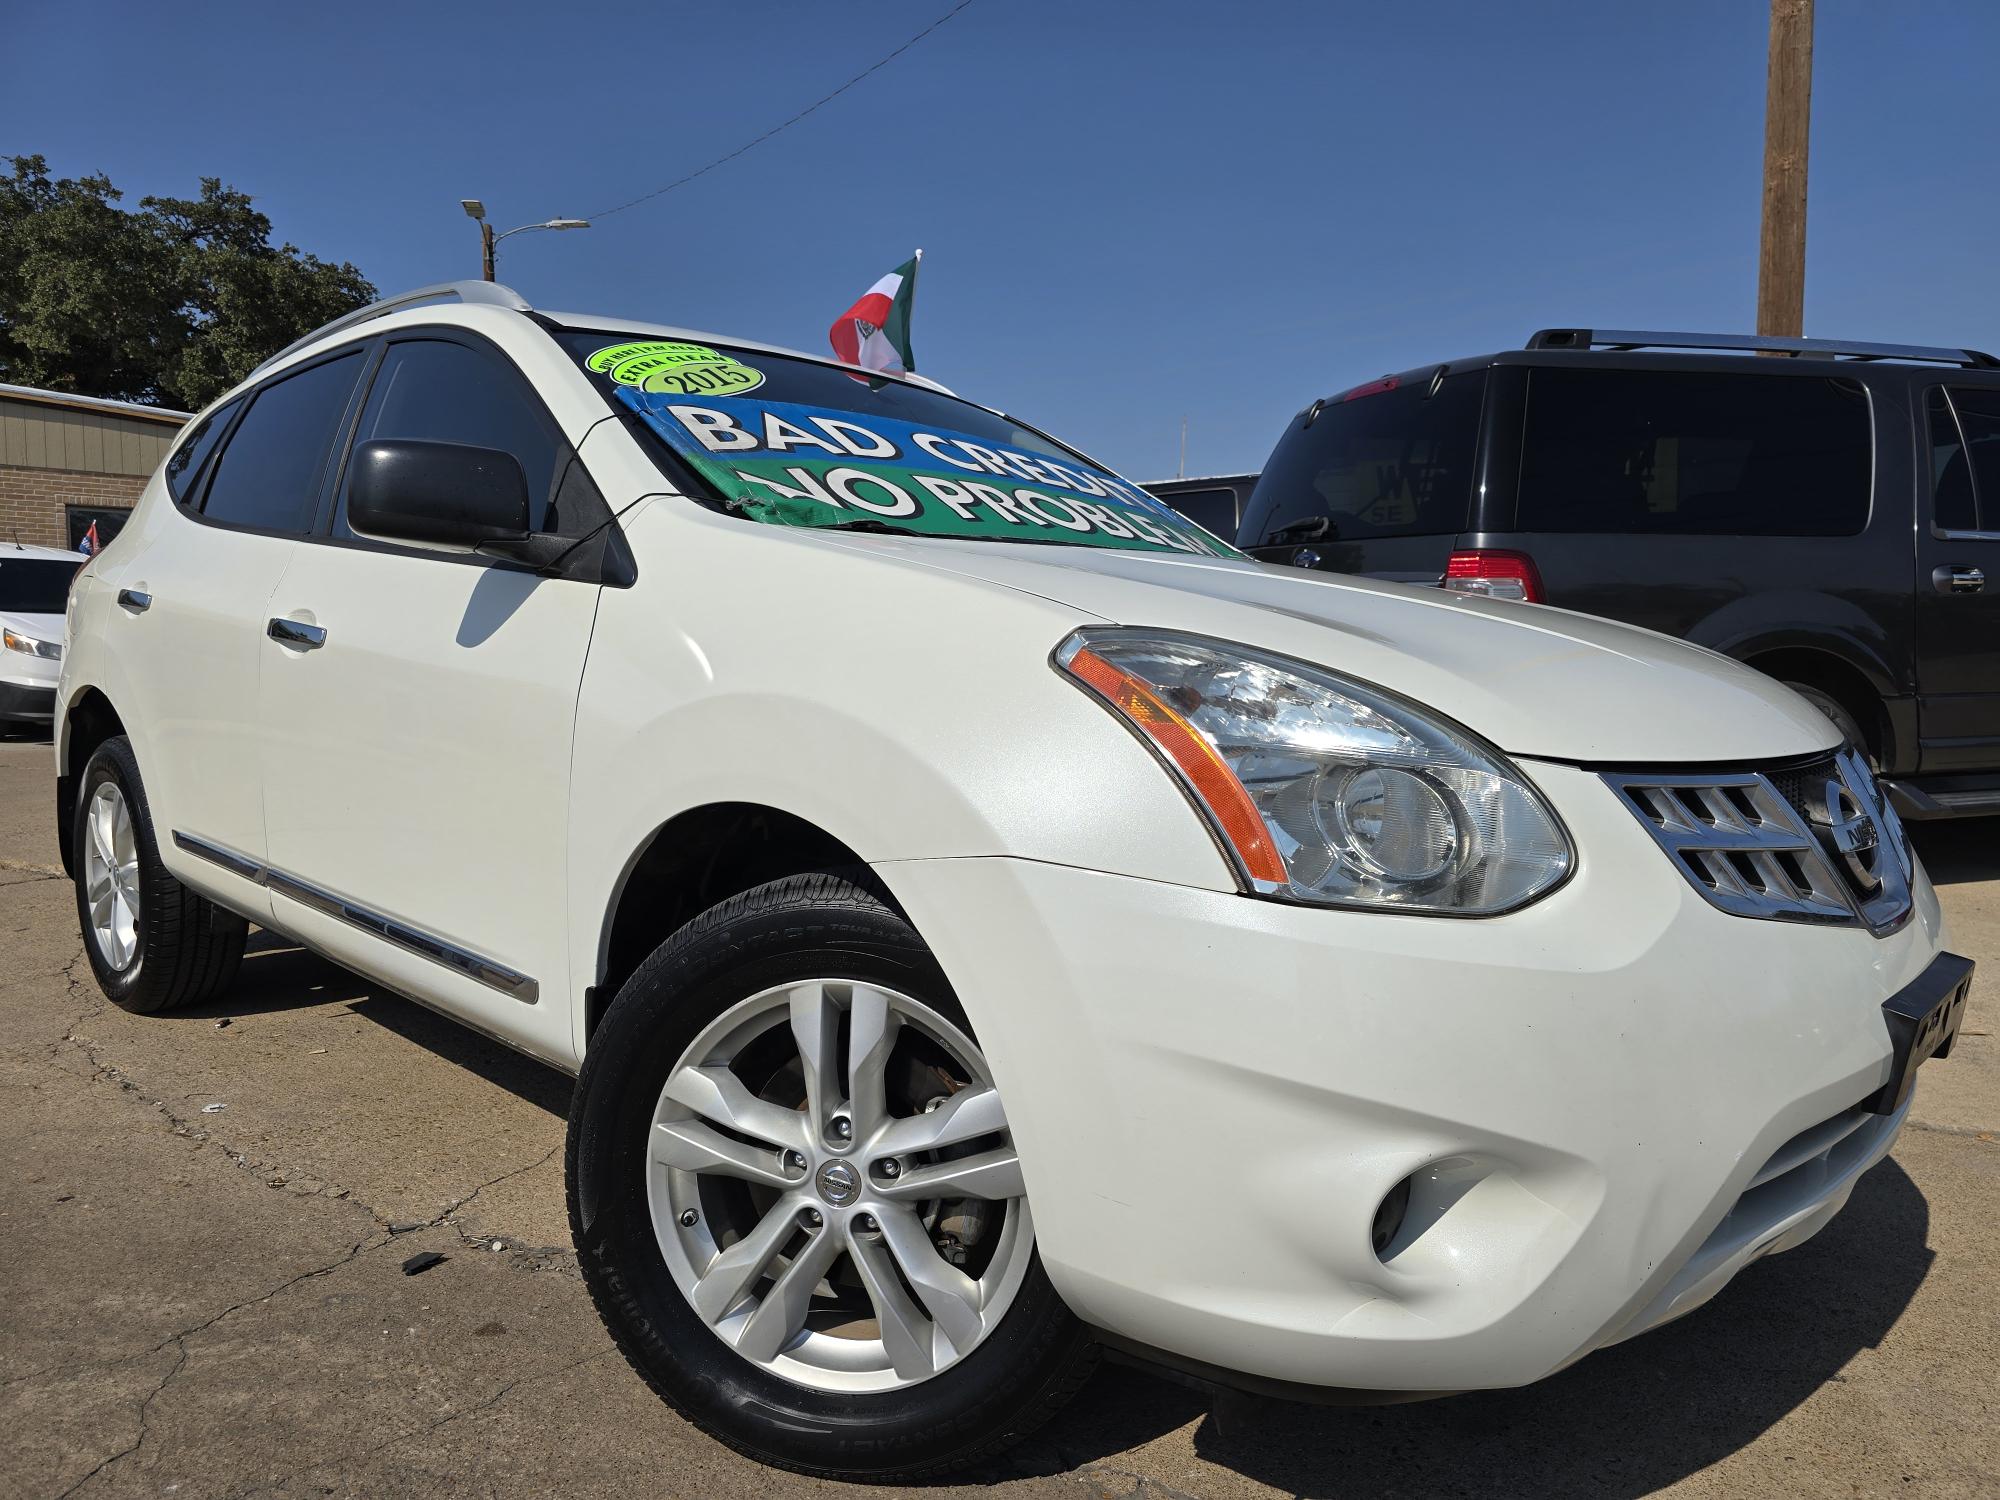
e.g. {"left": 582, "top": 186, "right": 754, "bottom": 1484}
{"left": 1, "top": 735, "right": 1995, "bottom": 1500}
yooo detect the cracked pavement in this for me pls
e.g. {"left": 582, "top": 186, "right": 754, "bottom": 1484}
{"left": 1, "top": 737, "right": 1995, "bottom": 1499}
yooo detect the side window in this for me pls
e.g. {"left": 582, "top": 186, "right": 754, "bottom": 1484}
{"left": 164, "top": 398, "right": 239, "bottom": 504}
{"left": 1516, "top": 367, "right": 1871, "bottom": 536}
{"left": 1159, "top": 488, "right": 1238, "bottom": 537}
{"left": 200, "top": 354, "right": 363, "bottom": 533}
{"left": 1928, "top": 388, "right": 1976, "bottom": 531}
{"left": 335, "top": 339, "right": 565, "bottom": 539}
{"left": 1241, "top": 373, "right": 1483, "bottom": 547}
{"left": 1935, "top": 386, "right": 2000, "bottom": 533}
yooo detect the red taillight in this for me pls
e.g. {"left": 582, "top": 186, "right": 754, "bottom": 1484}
{"left": 1442, "top": 549, "right": 1544, "bottom": 604}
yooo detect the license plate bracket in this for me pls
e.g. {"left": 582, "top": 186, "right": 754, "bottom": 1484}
{"left": 1869, "top": 952, "right": 1974, "bottom": 1115}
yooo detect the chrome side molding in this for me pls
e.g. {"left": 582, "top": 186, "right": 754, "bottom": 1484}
{"left": 171, "top": 831, "right": 538, "bottom": 1003}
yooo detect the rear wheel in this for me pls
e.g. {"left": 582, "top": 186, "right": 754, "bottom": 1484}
{"left": 1785, "top": 681, "right": 1872, "bottom": 765}
{"left": 73, "top": 736, "right": 246, "bottom": 1013}
{"left": 567, "top": 872, "right": 1094, "bottom": 1479}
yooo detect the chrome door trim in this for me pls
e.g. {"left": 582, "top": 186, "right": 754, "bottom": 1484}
{"left": 170, "top": 830, "right": 538, "bottom": 1003}
{"left": 172, "top": 830, "right": 264, "bottom": 881}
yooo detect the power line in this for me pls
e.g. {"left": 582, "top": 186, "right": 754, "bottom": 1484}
{"left": 588, "top": 0, "right": 977, "bottom": 223}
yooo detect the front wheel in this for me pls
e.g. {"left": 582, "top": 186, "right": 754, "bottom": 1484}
{"left": 566, "top": 872, "right": 1094, "bottom": 1480}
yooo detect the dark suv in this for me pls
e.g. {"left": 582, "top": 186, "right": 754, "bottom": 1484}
{"left": 1237, "top": 328, "right": 2000, "bottom": 817}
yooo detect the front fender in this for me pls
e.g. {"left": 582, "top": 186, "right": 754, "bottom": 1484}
{"left": 564, "top": 503, "right": 1239, "bottom": 1020}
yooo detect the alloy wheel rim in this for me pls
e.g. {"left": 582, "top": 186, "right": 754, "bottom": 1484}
{"left": 83, "top": 782, "right": 140, "bottom": 972}
{"left": 646, "top": 979, "right": 1032, "bottom": 1393}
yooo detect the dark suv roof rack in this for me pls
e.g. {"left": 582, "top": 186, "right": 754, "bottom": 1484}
{"left": 1527, "top": 327, "right": 2000, "bottom": 369}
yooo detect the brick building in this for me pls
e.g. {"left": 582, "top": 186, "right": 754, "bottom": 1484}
{"left": 0, "top": 384, "right": 189, "bottom": 551}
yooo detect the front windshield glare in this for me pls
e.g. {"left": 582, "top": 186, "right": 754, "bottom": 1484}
{"left": 561, "top": 331, "right": 1240, "bottom": 557}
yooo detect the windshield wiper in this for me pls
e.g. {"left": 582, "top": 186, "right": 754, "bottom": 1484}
{"left": 1268, "top": 515, "right": 1335, "bottom": 545}
{"left": 806, "top": 516, "right": 930, "bottom": 536}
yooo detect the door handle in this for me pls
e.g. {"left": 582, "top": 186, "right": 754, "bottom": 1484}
{"left": 116, "top": 588, "right": 152, "bottom": 613}
{"left": 267, "top": 617, "right": 327, "bottom": 650}
{"left": 1934, "top": 565, "right": 1986, "bottom": 595}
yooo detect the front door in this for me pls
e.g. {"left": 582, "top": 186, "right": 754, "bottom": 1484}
{"left": 256, "top": 335, "right": 603, "bottom": 1062}
{"left": 1914, "top": 385, "right": 2000, "bottom": 773}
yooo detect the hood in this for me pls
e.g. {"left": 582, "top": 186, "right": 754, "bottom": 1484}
{"left": 818, "top": 537, "right": 1836, "bottom": 765}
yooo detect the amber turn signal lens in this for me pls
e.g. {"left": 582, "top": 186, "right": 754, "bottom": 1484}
{"left": 1063, "top": 646, "right": 1287, "bottom": 885}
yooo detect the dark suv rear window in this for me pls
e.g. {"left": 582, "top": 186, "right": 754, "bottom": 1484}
{"left": 1516, "top": 367, "right": 1871, "bottom": 536}
{"left": 1240, "top": 372, "right": 1484, "bottom": 548}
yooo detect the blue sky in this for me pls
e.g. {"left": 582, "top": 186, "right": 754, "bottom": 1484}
{"left": 6, "top": 1, "right": 1997, "bottom": 477}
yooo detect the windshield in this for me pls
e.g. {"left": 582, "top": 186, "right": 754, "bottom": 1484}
{"left": 558, "top": 330, "right": 1241, "bottom": 558}
{"left": 0, "top": 557, "right": 79, "bottom": 615}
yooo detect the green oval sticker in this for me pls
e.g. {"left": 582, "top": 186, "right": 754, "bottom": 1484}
{"left": 586, "top": 341, "right": 766, "bottom": 396}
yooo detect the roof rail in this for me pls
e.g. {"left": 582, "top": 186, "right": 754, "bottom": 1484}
{"left": 1526, "top": 327, "right": 2000, "bottom": 369}
{"left": 249, "top": 281, "right": 534, "bottom": 378}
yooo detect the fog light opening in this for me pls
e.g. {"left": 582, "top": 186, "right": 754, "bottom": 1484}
{"left": 1372, "top": 1175, "right": 1414, "bottom": 1259}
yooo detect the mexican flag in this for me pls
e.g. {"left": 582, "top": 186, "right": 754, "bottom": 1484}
{"left": 829, "top": 251, "right": 920, "bottom": 374}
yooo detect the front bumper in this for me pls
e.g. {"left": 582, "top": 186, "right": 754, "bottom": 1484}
{"left": 0, "top": 677, "right": 56, "bottom": 724}
{"left": 875, "top": 758, "right": 1947, "bottom": 1394}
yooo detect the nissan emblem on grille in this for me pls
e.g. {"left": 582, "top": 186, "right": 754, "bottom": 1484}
{"left": 1598, "top": 747, "right": 1913, "bottom": 937}
{"left": 1815, "top": 778, "right": 1882, "bottom": 893}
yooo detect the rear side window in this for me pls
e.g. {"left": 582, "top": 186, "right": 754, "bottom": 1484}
{"left": 164, "top": 399, "right": 238, "bottom": 503}
{"left": 1241, "top": 372, "right": 1483, "bottom": 547}
{"left": 199, "top": 354, "right": 362, "bottom": 533}
{"left": 1159, "top": 487, "right": 1239, "bottom": 537}
{"left": 334, "top": 339, "right": 564, "bottom": 538}
{"left": 1930, "top": 386, "right": 2000, "bottom": 532}
{"left": 1516, "top": 368, "right": 1871, "bottom": 536}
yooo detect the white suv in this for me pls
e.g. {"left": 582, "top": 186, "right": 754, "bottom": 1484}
{"left": 57, "top": 282, "right": 1969, "bottom": 1480}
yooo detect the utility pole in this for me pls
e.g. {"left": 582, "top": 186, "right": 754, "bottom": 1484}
{"left": 480, "top": 220, "right": 496, "bottom": 282}
{"left": 1178, "top": 417, "right": 1188, "bottom": 479}
{"left": 1757, "top": 0, "right": 1814, "bottom": 337}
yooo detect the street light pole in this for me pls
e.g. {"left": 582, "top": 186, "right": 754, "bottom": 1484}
{"left": 460, "top": 199, "right": 588, "bottom": 283}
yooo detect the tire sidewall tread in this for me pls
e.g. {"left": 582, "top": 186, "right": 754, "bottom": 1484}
{"left": 74, "top": 736, "right": 245, "bottom": 1014}
{"left": 566, "top": 870, "right": 1094, "bottom": 1481}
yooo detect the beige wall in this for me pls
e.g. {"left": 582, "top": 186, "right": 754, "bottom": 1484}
{"left": 0, "top": 393, "right": 184, "bottom": 477}
{"left": 0, "top": 393, "right": 187, "bottom": 549}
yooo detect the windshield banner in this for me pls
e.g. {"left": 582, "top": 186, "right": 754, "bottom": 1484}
{"left": 618, "top": 387, "right": 1238, "bottom": 556}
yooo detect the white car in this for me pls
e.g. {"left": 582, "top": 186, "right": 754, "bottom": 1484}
{"left": 1, "top": 543, "right": 84, "bottom": 729}
{"left": 56, "top": 282, "right": 1969, "bottom": 1480}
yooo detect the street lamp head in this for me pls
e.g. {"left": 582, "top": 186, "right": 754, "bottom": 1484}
{"left": 545, "top": 218, "right": 590, "bottom": 231}
{"left": 460, "top": 199, "right": 487, "bottom": 221}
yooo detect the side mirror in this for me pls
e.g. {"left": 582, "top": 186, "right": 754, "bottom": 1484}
{"left": 347, "top": 439, "right": 532, "bottom": 549}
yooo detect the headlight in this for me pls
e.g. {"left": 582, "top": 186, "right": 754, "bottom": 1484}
{"left": 1055, "top": 628, "right": 1573, "bottom": 915}
{"left": 2, "top": 628, "right": 60, "bottom": 661}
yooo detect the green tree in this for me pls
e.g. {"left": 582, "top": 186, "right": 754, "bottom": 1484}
{"left": 0, "top": 155, "right": 375, "bottom": 410}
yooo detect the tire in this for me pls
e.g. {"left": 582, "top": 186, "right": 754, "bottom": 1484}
{"left": 567, "top": 871, "right": 1095, "bottom": 1480}
{"left": 73, "top": 735, "right": 246, "bottom": 1014}
{"left": 1785, "top": 682, "right": 1871, "bottom": 765}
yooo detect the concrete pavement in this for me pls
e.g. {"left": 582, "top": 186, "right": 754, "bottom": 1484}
{"left": 1, "top": 737, "right": 1994, "bottom": 1498}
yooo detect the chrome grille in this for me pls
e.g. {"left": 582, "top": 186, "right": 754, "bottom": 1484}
{"left": 1605, "top": 748, "right": 1914, "bottom": 936}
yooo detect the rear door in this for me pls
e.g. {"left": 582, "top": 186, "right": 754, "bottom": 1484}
{"left": 120, "top": 351, "right": 364, "bottom": 911}
{"left": 1239, "top": 370, "right": 1484, "bottom": 580}
{"left": 256, "top": 331, "right": 605, "bottom": 1061}
{"left": 1914, "top": 384, "right": 2000, "bottom": 771}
